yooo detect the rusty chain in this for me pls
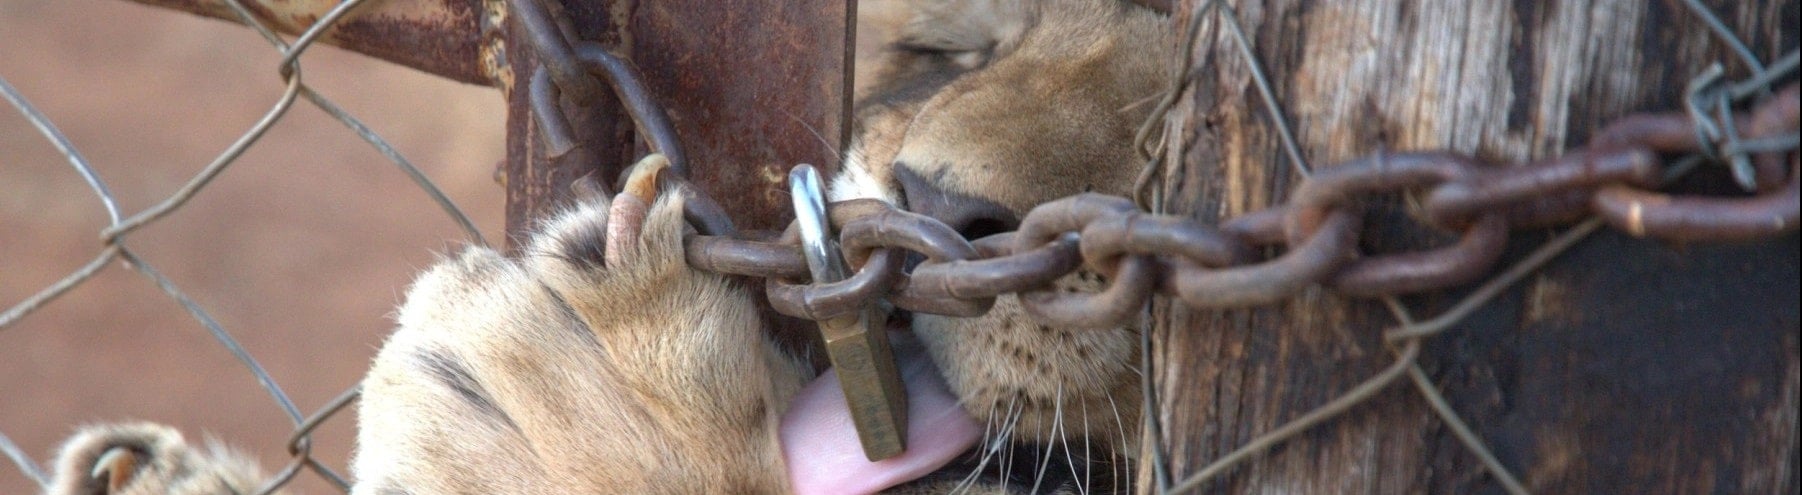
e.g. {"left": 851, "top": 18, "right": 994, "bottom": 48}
{"left": 5, "top": 0, "right": 1791, "bottom": 493}
{"left": 511, "top": 0, "right": 740, "bottom": 238}
{"left": 507, "top": 0, "right": 1798, "bottom": 331}
{"left": 511, "top": 0, "right": 1796, "bottom": 492}
{"left": 689, "top": 83, "right": 1798, "bottom": 328}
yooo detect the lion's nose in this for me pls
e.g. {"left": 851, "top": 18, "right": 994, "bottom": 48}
{"left": 894, "top": 166, "right": 1020, "bottom": 241}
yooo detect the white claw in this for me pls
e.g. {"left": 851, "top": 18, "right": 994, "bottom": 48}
{"left": 90, "top": 446, "right": 139, "bottom": 492}
{"left": 605, "top": 154, "right": 670, "bottom": 268}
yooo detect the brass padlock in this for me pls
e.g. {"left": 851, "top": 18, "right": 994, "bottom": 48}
{"left": 789, "top": 164, "right": 909, "bottom": 461}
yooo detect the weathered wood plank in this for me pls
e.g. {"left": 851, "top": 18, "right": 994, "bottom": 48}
{"left": 1153, "top": 1, "right": 1798, "bottom": 493}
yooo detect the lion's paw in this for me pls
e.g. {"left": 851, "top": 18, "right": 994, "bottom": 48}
{"left": 351, "top": 155, "right": 808, "bottom": 494}
{"left": 44, "top": 422, "right": 272, "bottom": 495}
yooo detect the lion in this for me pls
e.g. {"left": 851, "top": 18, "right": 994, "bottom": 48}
{"left": 39, "top": 1, "right": 1170, "bottom": 493}
{"left": 41, "top": 423, "right": 274, "bottom": 495}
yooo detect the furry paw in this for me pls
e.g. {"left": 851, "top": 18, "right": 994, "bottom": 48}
{"left": 44, "top": 422, "right": 271, "bottom": 495}
{"left": 352, "top": 155, "right": 808, "bottom": 493}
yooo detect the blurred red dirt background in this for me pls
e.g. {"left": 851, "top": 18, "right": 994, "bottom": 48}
{"left": 2, "top": 1, "right": 506, "bottom": 492}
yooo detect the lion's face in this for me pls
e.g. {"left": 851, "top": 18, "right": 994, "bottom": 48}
{"left": 833, "top": 0, "right": 1172, "bottom": 490}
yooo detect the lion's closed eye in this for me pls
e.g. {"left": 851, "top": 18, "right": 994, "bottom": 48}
{"left": 338, "top": 1, "right": 1172, "bottom": 494}
{"left": 831, "top": 0, "right": 1172, "bottom": 493}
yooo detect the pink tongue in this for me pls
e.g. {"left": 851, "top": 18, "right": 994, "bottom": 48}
{"left": 781, "top": 334, "right": 981, "bottom": 495}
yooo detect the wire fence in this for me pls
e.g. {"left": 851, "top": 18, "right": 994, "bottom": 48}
{"left": 0, "top": 0, "right": 490, "bottom": 492}
{"left": 4, "top": 0, "right": 1797, "bottom": 493}
{"left": 497, "top": 0, "right": 1796, "bottom": 491}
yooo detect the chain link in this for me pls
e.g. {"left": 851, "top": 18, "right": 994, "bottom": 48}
{"left": 702, "top": 84, "right": 1787, "bottom": 327}
{"left": 683, "top": 82, "right": 1798, "bottom": 329}
{"left": 479, "top": 2, "right": 1801, "bottom": 493}
{"left": 9, "top": 0, "right": 1792, "bottom": 492}
{"left": 503, "top": 0, "right": 1798, "bottom": 330}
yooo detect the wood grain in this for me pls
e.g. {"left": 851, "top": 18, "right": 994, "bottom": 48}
{"left": 1153, "top": 0, "right": 1798, "bottom": 493}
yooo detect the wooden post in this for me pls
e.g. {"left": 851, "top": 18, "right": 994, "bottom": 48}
{"left": 1152, "top": 1, "right": 1798, "bottom": 493}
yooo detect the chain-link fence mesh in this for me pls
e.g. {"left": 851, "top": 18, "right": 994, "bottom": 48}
{"left": 1, "top": 0, "right": 502, "bottom": 492}
{"left": 498, "top": 0, "right": 1793, "bottom": 491}
{"left": 5, "top": 0, "right": 1796, "bottom": 493}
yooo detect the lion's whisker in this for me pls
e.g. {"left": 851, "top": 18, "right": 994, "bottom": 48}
{"left": 782, "top": 110, "right": 844, "bottom": 165}
{"left": 953, "top": 398, "right": 1021, "bottom": 495}
{"left": 1004, "top": 398, "right": 1028, "bottom": 493}
{"left": 1107, "top": 393, "right": 1130, "bottom": 495}
{"left": 1057, "top": 394, "right": 1085, "bottom": 495}
{"left": 1029, "top": 386, "right": 1062, "bottom": 494}
{"left": 1081, "top": 399, "right": 1094, "bottom": 495}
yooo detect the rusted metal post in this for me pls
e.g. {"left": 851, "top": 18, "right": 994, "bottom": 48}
{"left": 1153, "top": 1, "right": 1798, "bottom": 493}
{"left": 495, "top": 0, "right": 849, "bottom": 363}
{"left": 500, "top": 0, "right": 852, "bottom": 238}
{"left": 118, "top": 0, "right": 496, "bottom": 85}
{"left": 499, "top": 0, "right": 626, "bottom": 237}
{"left": 618, "top": 0, "right": 855, "bottom": 231}
{"left": 130, "top": 0, "right": 851, "bottom": 236}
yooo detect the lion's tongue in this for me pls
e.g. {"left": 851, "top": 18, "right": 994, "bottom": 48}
{"left": 781, "top": 334, "right": 981, "bottom": 495}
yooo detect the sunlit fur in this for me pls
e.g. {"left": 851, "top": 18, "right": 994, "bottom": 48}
{"left": 40, "top": 1, "right": 1170, "bottom": 493}
{"left": 835, "top": 1, "right": 1169, "bottom": 492}
{"left": 43, "top": 423, "right": 273, "bottom": 495}
{"left": 351, "top": 186, "right": 809, "bottom": 494}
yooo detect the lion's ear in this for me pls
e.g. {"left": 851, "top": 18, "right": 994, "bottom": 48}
{"left": 894, "top": 0, "right": 1032, "bottom": 68}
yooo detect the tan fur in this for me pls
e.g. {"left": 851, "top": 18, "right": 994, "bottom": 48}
{"left": 836, "top": 0, "right": 1170, "bottom": 465}
{"left": 351, "top": 183, "right": 810, "bottom": 494}
{"left": 39, "top": 1, "right": 1169, "bottom": 492}
{"left": 43, "top": 423, "right": 273, "bottom": 495}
